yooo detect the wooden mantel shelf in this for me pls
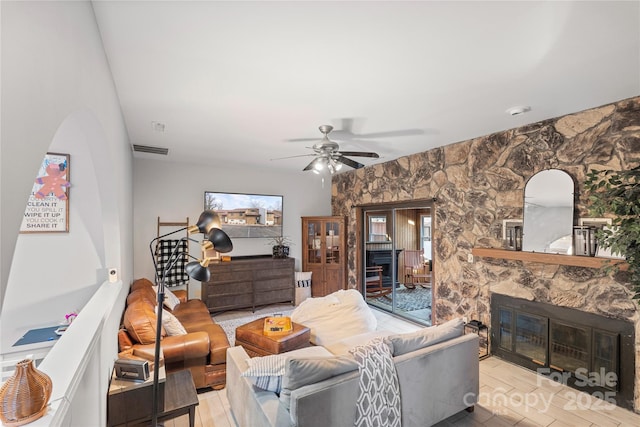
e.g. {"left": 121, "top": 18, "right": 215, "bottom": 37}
{"left": 471, "top": 247, "right": 628, "bottom": 270}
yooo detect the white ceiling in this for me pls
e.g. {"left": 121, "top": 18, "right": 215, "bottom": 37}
{"left": 92, "top": 1, "right": 640, "bottom": 174}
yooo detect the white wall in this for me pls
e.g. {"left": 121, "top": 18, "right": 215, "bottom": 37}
{"left": 133, "top": 158, "right": 331, "bottom": 297}
{"left": 0, "top": 1, "right": 132, "bottom": 353}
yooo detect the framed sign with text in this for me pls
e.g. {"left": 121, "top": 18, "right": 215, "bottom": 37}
{"left": 20, "top": 152, "right": 70, "bottom": 233}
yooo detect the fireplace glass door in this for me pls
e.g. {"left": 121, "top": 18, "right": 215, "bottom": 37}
{"left": 491, "top": 294, "right": 633, "bottom": 410}
{"left": 498, "top": 308, "right": 513, "bottom": 350}
{"left": 593, "top": 329, "right": 618, "bottom": 390}
{"left": 515, "top": 312, "right": 547, "bottom": 365}
{"left": 550, "top": 320, "right": 589, "bottom": 373}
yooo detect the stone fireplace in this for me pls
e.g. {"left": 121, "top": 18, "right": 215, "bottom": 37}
{"left": 491, "top": 293, "right": 635, "bottom": 410}
{"left": 332, "top": 97, "right": 640, "bottom": 412}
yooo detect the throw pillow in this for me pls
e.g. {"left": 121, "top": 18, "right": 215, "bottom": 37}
{"left": 241, "top": 346, "right": 334, "bottom": 393}
{"left": 294, "top": 271, "right": 312, "bottom": 306}
{"left": 294, "top": 271, "right": 312, "bottom": 288}
{"left": 163, "top": 288, "right": 181, "bottom": 310}
{"left": 155, "top": 306, "right": 187, "bottom": 336}
{"left": 279, "top": 356, "right": 358, "bottom": 411}
{"left": 385, "top": 317, "right": 464, "bottom": 356}
{"left": 152, "top": 286, "right": 181, "bottom": 310}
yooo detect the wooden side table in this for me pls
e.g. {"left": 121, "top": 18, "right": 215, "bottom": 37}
{"left": 108, "top": 369, "right": 198, "bottom": 427}
{"left": 235, "top": 317, "right": 311, "bottom": 357}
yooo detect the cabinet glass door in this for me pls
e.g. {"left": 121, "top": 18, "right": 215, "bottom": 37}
{"left": 306, "top": 220, "right": 322, "bottom": 264}
{"left": 325, "top": 221, "right": 340, "bottom": 264}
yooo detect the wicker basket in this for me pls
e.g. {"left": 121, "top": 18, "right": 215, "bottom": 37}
{"left": 0, "top": 359, "right": 52, "bottom": 426}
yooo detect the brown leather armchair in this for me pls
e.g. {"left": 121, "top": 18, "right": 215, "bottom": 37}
{"left": 118, "top": 278, "right": 230, "bottom": 389}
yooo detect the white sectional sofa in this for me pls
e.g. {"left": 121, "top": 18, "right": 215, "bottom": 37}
{"left": 226, "top": 318, "right": 480, "bottom": 427}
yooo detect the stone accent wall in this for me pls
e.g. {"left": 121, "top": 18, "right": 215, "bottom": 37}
{"left": 332, "top": 96, "right": 640, "bottom": 411}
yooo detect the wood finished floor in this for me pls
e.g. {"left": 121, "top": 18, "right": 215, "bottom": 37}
{"left": 161, "top": 306, "right": 640, "bottom": 427}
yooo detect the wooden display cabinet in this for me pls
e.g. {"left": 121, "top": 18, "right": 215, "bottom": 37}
{"left": 302, "top": 216, "right": 347, "bottom": 297}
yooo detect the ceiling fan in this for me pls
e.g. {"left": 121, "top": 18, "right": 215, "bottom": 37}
{"left": 273, "top": 125, "right": 380, "bottom": 174}
{"left": 287, "top": 118, "right": 424, "bottom": 144}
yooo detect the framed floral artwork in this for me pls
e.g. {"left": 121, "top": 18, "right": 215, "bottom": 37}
{"left": 20, "top": 153, "right": 70, "bottom": 233}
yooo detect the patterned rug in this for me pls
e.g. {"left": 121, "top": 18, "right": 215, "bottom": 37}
{"left": 370, "top": 285, "right": 431, "bottom": 312}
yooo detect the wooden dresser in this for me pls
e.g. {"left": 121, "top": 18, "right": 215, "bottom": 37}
{"left": 201, "top": 256, "right": 294, "bottom": 313}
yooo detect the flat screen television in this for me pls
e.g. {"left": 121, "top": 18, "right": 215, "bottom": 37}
{"left": 204, "top": 191, "right": 283, "bottom": 238}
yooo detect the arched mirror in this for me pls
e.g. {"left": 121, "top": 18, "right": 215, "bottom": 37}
{"left": 522, "top": 169, "right": 574, "bottom": 254}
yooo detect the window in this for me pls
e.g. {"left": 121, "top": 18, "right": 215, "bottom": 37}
{"left": 368, "top": 215, "right": 388, "bottom": 241}
{"left": 420, "top": 215, "right": 431, "bottom": 260}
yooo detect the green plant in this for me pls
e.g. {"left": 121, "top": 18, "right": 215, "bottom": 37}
{"left": 585, "top": 165, "right": 640, "bottom": 301}
{"left": 267, "top": 235, "right": 293, "bottom": 247}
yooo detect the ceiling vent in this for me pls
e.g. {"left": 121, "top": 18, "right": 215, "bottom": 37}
{"left": 132, "top": 144, "right": 169, "bottom": 155}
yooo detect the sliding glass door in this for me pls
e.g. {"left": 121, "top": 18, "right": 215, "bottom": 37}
{"left": 362, "top": 201, "right": 433, "bottom": 325}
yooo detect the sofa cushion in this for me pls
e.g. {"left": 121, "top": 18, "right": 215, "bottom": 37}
{"left": 131, "top": 278, "right": 154, "bottom": 291}
{"left": 241, "top": 346, "right": 334, "bottom": 393}
{"left": 324, "top": 330, "right": 394, "bottom": 356}
{"left": 126, "top": 286, "right": 158, "bottom": 307}
{"left": 124, "top": 300, "right": 166, "bottom": 344}
{"left": 291, "top": 289, "right": 377, "bottom": 346}
{"left": 384, "top": 317, "right": 464, "bottom": 356}
{"left": 172, "top": 299, "right": 214, "bottom": 328}
{"left": 279, "top": 356, "right": 358, "bottom": 411}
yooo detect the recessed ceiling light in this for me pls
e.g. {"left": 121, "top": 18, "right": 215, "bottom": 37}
{"left": 506, "top": 106, "right": 531, "bottom": 116}
{"left": 151, "top": 121, "right": 165, "bottom": 132}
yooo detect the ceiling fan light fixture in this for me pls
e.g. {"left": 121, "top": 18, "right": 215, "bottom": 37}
{"left": 506, "top": 105, "right": 531, "bottom": 116}
{"left": 294, "top": 124, "right": 382, "bottom": 173}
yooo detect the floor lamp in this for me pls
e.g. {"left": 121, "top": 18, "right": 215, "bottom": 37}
{"left": 148, "top": 211, "right": 232, "bottom": 427}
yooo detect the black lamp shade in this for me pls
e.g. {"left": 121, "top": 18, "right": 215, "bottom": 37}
{"left": 195, "top": 210, "right": 222, "bottom": 234}
{"left": 206, "top": 228, "right": 233, "bottom": 253}
{"left": 186, "top": 261, "right": 211, "bottom": 282}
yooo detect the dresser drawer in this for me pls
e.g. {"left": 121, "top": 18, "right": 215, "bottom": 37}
{"left": 254, "top": 277, "right": 292, "bottom": 292}
{"left": 204, "top": 281, "right": 252, "bottom": 296}
{"left": 206, "top": 293, "right": 253, "bottom": 310}
{"left": 209, "top": 270, "right": 253, "bottom": 283}
{"left": 254, "top": 289, "right": 294, "bottom": 306}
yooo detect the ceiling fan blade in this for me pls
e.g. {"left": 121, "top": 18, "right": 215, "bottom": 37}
{"left": 336, "top": 156, "right": 364, "bottom": 169}
{"left": 303, "top": 158, "right": 322, "bottom": 171}
{"left": 356, "top": 129, "right": 424, "bottom": 139}
{"left": 338, "top": 151, "right": 380, "bottom": 159}
{"left": 270, "top": 153, "right": 315, "bottom": 161}
{"left": 285, "top": 137, "right": 320, "bottom": 143}
{"left": 339, "top": 118, "right": 356, "bottom": 132}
